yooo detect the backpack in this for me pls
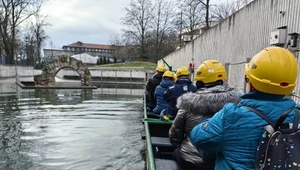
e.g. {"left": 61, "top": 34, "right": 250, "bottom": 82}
{"left": 243, "top": 106, "right": 300, "bottom": 170}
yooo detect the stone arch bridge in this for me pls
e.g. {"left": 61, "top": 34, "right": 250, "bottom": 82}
{"left": 34, "top": 56, "right": 92, "bottom": 87}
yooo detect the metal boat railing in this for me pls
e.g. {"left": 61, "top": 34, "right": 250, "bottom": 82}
{"left": 143, "top": 94, "right": 156, "bottom": 170}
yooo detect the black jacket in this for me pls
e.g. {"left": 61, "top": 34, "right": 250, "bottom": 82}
{"left": 146, "top": 72, "right": 164, "bottom": 104}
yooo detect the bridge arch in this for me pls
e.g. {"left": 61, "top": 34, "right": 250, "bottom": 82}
{"left": 35, "top": 56, "right": 92, "bottom": 87}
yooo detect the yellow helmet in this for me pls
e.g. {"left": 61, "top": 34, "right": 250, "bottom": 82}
{"left": 155, "top": 65, "right": 167, "bottom": 72}
{"left": 194, "top": 60, "right": 227, "bottom": 83}
{"left": 176, "top": 66, "right": 190, "bottom": 77}
{"left": 173, "top": 73, "right": 177, "bottom": 82}
{"left": 162, "top": 71, "right": 174, "bottom": 79}
{"left": 245, "top": 47, "right": 298, "bottom": 95}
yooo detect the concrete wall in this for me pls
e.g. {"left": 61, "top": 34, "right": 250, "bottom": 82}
{"left": 0, "top": 65, "right": 147, "bottom": 81}
{"left": 159, "top": 0, "right": 300, "bottom": 91}
{"left": 56, "top": 69, "right": 147, "bottom": 80}
{"left": 0, "top": 65, "right": 41, "bottom": 78}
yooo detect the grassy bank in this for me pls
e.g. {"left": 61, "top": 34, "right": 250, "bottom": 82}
{"left": 88, "top": 61, "right": 157, "bottom": 71}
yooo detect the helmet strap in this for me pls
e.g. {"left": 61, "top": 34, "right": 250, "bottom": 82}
{"left": 249, "top": 82, "right": 255, "bottom": 92}
{"left": 196, "top": 81, "right": 204, "bottom": 89}
{"left": 204, "top": 80, "right": 223, "bottom": 88}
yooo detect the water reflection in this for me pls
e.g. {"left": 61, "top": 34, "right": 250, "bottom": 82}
{"left": 0, "top": 80, "right": 146, "bottom": 170}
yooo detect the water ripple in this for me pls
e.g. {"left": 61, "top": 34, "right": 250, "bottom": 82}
{"left": 0, "top": 90, "right": 145, "bottom": 170}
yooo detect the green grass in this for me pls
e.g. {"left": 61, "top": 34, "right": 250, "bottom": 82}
{"left": 88, "top": 61, "right": 157, "bottom": 71}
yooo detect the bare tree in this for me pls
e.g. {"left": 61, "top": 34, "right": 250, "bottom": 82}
{"left": 211, "top": 1, "right": 239, "bottom": 21}
{"left": 109, "top": 33, "right": 123, "bottom": 46}
{"left": 109, "top": 33, "right": 126, "bottom": 60}
{"left": 31, "top": 13, "right": 50, "bottom": 65}
{"left": 122, "top": 0, "right": 153, "bottom": 59}
{"left": 211, "top": 0, "right": 254, "bottom": 21}
{"left": 176, "top": 0, "right": 205, "bottom": 42}
{"left": 151, "top": 0, "right": 175, "bottom": 60}
{"left": 196, "top": 0, "right": 210, "bottom": 29}
{"left": 0, "top": 0, "right": 44, "bottom": 64}
{"left": 22, "top": 13, "right": 49, "bottom": 67}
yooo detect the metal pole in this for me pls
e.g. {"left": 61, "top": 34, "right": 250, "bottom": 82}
{"left": 101, "top": 70, "right": 103, "bottom": 94}
{"left": 115, "top": 70, "right": 117, "bottom": 94}
{"left": 15, "top": 55, "right": 18, "bottom": 82}
{"left": 224, "top": 62, "right": 230, "bottom": 85}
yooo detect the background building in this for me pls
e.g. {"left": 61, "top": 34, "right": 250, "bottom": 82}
{"left": 43, "top": 41, "right": 120, "bottom": 59}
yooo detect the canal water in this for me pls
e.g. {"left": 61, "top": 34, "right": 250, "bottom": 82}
{"left": 0, "top": 78, "right": 146, "bottom": 170}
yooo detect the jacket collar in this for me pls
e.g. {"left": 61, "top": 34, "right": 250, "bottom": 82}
{"left": 241, "top": 90, "right": 285, "bottom": 101}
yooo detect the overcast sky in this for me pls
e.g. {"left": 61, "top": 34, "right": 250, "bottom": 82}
{"left": 42, "top": 0, "right": 234, "bottom": 49}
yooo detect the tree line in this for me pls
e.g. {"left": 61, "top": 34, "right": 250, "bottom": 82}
{"left": 0, "top": 0, "right": 49, "bottom": 65}
{"left": 0, "top": 0, "right": 253, "bottom": 66}
{"left": 114, "top": 0, "right": 253, "bottom": 63}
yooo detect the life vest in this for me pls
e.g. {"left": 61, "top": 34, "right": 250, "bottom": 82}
{"left": 189, "top": 61, "right": 195, "bottom": 69}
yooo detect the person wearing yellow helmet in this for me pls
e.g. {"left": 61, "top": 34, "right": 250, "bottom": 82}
{"left": 190, "top": 47, "right": 300, "bottom": 170}
{"left": 169, "top": 60, "right": 240, "bottom": 170}
{"left": 146, "top": 65, "right": 167, "bottom": 111}
{"left": 194, "top": 60, "right": 228, "bottom": 89}
{"left": 175, "top": 66, "right": 190, "bottom": 79}
{"left": 152, "top": 71, "right": 175, "bottom": 114}
{"left": 162, "top": 66, "right": 197, "bottom": 118}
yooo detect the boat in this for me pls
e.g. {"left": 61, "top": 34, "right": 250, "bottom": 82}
{"left": 142, "top": 95, "right": 179, "bottom": 170}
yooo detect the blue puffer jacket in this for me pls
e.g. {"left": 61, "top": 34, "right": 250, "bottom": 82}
{"left": 153, "top": 79, "right": 174, "bottom": 114}
{"left": 163, "top": 78, "right": 197, "bottom": 117}
{"left": 190, "top": 90, "right": 299, "bottom": 170}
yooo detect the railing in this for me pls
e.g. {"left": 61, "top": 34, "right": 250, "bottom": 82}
{"left": 291, "top": 94, "right": 300, "bottom": 104}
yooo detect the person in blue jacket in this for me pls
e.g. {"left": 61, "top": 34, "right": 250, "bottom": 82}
{"left": 162, "top": 66, "right": 197, "bottom": 118}
{"left": 169, "top": 60, "right": 241, "bottom": 170}
{"left": 146, "top": 65, "right": 167, "bottom": 111}
{"left": 153, "top": 71, "right": 175, "bottom": 114}
{"left": 190, "top": 47, "right": 299, "bottom": 170}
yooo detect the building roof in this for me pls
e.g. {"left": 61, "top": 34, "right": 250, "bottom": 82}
{"left": 63, "top": 41, "right": 118, "bottom": 49}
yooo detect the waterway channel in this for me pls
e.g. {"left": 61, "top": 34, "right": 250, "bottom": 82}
{"left": 0, "top": 78, "right": 146, "bottom": 170}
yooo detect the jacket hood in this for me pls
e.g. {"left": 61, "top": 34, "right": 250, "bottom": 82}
{"left": 176, "top": 78, "right": 193, "bottom": 85}
{"left": 160, "top": 79, "right": 174, "bottom": 88}
{"left": 177, "top": 85, "right": 241, "bottom": 116}
{"left": 153, "top": 72, "right": 163, "bottom": 79}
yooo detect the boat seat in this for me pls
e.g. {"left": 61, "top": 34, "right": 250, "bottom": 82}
{"left": 147, "top": 112, "right": 160, "bottom": 118}
{"left": 155, "top": 159, "right": 179, "bottom": 170}
{"left": 151, "top": 137, "right": 173, "bottom": 147}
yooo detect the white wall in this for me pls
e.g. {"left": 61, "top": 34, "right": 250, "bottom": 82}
{"left": 56, "top": 69, "right": 147, "bottom": 79}
{"left": 0, "top": 65, "right": 41, "bottom": 78}
{"left": 0, "top": 65, "right": 147, "bottom": 81}
{"left": 159, "top": 0, "right": 300, "bottom": 91}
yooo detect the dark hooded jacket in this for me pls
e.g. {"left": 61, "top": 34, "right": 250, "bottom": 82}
{"left": 169, "top": 85, "right": 241, "bottom": 166}
{"left": 163, "top": 78, "right": 197, "bottom": 117}
{"left": 146, "top": 72, "right": 164, "bottom": 105}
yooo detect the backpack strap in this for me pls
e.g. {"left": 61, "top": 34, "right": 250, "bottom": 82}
{"left": 242, "top": 106, "right": 276, "bottom": 129}
{"left": 243, "top": 106, "right": 295, "bottom": 130}
{"left": 292, "top": 109, "right": 300, "bottom": 132}
{"left": 275, "top": 107, "right": 294, "bottom": 130}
